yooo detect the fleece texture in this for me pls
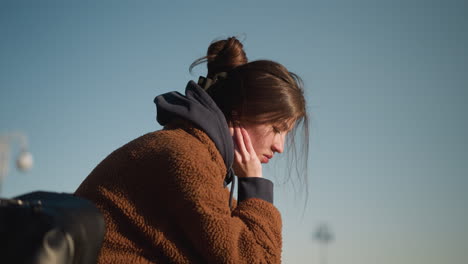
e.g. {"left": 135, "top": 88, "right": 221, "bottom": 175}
{"left": 75, "top": 124, "right": 282, "bottom": 263}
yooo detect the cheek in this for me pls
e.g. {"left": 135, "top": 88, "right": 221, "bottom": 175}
{"left": 244, "top": 125, "right": 272, "bottom": 153}
{"left": 251, "top": 136, "right": 269, "bottom": 153}
{"left": 247, "top": 133, "right": 263, "bottom": 153}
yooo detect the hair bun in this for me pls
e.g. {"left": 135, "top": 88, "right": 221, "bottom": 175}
{"left": 206, "top": 37, "right": 248, "bottom": 77}
{"left": 189, "top": 37, "right": 248, "bottom": 78}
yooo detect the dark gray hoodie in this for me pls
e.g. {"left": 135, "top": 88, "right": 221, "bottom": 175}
{"left": 154, "top": 81, "right": 274, "bottom": 204}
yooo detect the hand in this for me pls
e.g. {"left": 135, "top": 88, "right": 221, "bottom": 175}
{"left": 232, "top": 126, "right": 262, "bottom": 178}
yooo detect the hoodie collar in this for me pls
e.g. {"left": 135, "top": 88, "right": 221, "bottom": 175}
{"left": 154, "top": 81, "right": 234, "bottom": 184}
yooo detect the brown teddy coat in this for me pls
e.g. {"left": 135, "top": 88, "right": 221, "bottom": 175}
{"left": 75, "top": 81, "right": 282, "bottom": 263}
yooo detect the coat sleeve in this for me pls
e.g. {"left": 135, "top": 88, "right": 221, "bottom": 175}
{"left": 161, "top": 138, "right": 282, "bottom": 264}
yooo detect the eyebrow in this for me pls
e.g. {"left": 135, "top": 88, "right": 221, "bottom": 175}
{"left": 277, "top": 121, "right": 292, "bottom": 131}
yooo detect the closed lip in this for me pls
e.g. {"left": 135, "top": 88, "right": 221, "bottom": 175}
{"left": 264, "top": 154, "right": 273, "bottom": 160}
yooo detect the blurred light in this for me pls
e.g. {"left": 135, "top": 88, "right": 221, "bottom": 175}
{"left": 16, "top": 150, "right": 33, "bottom": 171}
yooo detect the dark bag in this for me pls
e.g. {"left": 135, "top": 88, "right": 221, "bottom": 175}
{"left": 0, "top": 191, "right": 105, "bottom": 264}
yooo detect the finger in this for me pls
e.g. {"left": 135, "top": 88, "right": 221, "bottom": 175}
{"left": 234, "top": 144, "right": 242, "bottom": 161}
{"left": 234, "top": 149, "right": 243, "bottom": 163}
{"left": 233, "top": 150, "right": 246, "bottom": 178}
{"left": 240, "top": 127, "right": 256, "bottom": 155}
{"left": 233, "top": 127, "right": 248, "bottom": 161}
{"left": 234, "top": 126, "right": 248, "bottom": 155}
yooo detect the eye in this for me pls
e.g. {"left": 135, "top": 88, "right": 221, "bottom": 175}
{"left": 272, "top": 126, "right": 282, "bottom": 135}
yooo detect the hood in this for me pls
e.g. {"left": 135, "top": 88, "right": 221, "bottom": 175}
{"left": 154, "top": 81, "right": 234, "bottom": 185}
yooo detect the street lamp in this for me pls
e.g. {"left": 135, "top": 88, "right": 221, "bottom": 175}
{"left": 313, "top": 223, "right": 334, "bottom": 264}
{"left": 0, "top": 132, "right": 33, "bottom": 195}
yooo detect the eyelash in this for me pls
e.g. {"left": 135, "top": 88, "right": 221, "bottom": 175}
{"left": 272, "top": 126, "right": 282, "bottom": 134}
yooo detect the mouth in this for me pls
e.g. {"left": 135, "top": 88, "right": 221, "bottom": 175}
{"left": 262, "top": 154, "right": 273, "bottom": 163}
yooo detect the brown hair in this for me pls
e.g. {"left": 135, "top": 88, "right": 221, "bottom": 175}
{"left": 190, "top": 37, "right": 310, "bottom": 199}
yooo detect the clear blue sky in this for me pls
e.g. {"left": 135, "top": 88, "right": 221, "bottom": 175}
{"left": 1, "top": 1, "right": 467, "bottom": 263}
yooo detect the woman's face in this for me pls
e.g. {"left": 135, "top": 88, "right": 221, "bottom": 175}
{"left": 241, "top": 121, "right": 291, "bottom": 164}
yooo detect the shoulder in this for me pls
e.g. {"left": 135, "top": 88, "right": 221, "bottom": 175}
{"left": 127, "top": 127, "right": 223, "bottom": 167}
{"left": 135, "top": 127, "right": 211, "bottom": 153}
{"left": 138, "top": 127, "right": 227, "bottom": 184}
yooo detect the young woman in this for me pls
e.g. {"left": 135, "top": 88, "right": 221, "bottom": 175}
{"left": 75, "top": 37, "right": 308, "bottom": 264}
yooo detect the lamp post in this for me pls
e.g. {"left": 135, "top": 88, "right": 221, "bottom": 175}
{"left": 0, "top": 132, "right": 33, "bottom": 195}
{"left": 313, "top": 223, "right": 334, "bottom": 264}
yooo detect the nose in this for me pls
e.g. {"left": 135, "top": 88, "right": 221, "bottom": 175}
{"left": 272, "top": 134, "right": 285, "bottom": 153}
